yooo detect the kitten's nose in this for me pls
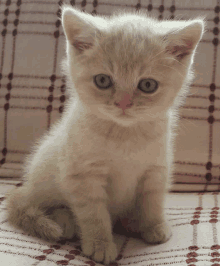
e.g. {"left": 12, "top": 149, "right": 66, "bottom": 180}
{"left": 114, "top": 94, "right": 133, "bottom": 110}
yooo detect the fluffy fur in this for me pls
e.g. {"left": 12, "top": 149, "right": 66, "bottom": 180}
{"left": 6, "top": 6, "right": 205, "bottom": 265}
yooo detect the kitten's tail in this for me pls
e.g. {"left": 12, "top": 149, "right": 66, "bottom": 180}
{"left": 6, "top": 187, "right": 63, "bottom": 241}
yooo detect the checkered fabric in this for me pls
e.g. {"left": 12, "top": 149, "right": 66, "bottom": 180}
{"left": 1, "top": 182, "right": 220, "bottom": 266}
{"left": 0, "top": 0, "right": 220, "bottom": 192}
{"left": 0, "top": 1, "right": 220, "bottom": 265}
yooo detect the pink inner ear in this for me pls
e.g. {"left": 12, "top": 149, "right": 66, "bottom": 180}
{"left": 167, "top": 40, "right": 193, "bottom": 60}
{"left": 72, "top": 40, "right": 93, "bottom": 53}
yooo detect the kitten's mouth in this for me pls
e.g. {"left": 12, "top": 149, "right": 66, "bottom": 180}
{"left": 118, "top": 111, "right": 133, "bottom": 119}
{"left": 119, "top": 112, "right": 131, "bottom": 117}
{"left": 115, "top": 112, "right": 136, "bottom": 126}
{"left": 98, "top": 107, "right": 135, "bottom": 125}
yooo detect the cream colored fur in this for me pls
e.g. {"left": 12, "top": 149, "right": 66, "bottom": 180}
{"left": 6, "top": 6, "right": 204, "bottom": 265}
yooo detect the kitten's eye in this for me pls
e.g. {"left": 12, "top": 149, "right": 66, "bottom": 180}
{"left": 138, "top": 79, "right": 158, "bottom": 93}
{"left": 93, "top": 74, "right": 112, "bottom": 89}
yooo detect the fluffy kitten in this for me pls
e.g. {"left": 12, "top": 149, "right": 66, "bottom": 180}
{"left": 6, "top": 5, "right": 204, "bottom": 265}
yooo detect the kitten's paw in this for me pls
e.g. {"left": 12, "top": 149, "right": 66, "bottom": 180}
{"left": 141, "top": 221, "right": 172, "bottom": 244}
{"left": 82, "top": 238, "right": 118, "bottom": 265}
{"left": 49, "top": 208, "right": 76, "bottom": 239}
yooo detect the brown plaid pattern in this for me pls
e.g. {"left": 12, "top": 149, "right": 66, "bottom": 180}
{"left": 1, "top": 182, "right": 220, "bottom": 265}
{"left": 0, "top": 0, "right": 220, "bottom": 192}
{"left": 0, "top": 1, "right": 220, "bottom": 265}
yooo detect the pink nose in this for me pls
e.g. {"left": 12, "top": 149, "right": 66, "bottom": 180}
{"left": 114, "top": 94, "right": 133, "bottom": 110}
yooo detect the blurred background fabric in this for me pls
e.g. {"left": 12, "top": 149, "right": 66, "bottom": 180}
{"left": 0, "top": 0, "right": 219, "bottom": 192}
{"left": 0, "top": 1, "right": 220, "bottom": 265}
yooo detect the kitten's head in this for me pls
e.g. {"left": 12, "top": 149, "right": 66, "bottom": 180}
{"left": 62, "top": 6, "right": 205, "bottom": 126}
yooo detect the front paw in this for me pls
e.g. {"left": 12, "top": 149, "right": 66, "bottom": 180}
{"left": 141, "top": 221, "right": 172, "bottom": 244}
{"left": 82, "top": 238, "right": 118, "bottom": 265}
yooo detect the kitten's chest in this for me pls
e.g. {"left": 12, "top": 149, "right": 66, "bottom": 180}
{"left": 106, "top": 138, "right": 166, "bottom": 213}
{"left": 107, "top": 155, "right": 143, "bottom": 215}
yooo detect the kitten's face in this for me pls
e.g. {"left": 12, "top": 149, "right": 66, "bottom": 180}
{"left": 72, "top": 31, "right": 188, "bottom": 126}
{"left": 62, "top": 9, "right": 204, "bottom": 126}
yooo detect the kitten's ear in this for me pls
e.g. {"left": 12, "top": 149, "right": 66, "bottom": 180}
{"left": 61, "top": 6, "right": 100, "bottom": 54}
{"left": 164, "top": 19, "right": 205, "bottom": 60}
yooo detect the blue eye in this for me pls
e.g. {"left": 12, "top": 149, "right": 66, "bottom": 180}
{"left": 138, "top": 78, "right": 158, "bottom": 93}
{"left": 94, "top": 74, "right": 112, "bottom": 89}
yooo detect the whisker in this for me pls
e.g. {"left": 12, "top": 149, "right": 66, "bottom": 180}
{"left": 150, "top": 56, "right": 188, "bottom": 70}
{"left": 164, "top": 57, "right": 189, "bottom": 68}
{"left": 148, "top": 69, "right": 167, "bottom": 78}
{"left": 188, "top": 89, "right": 199, "bottom": 96}
{"left": 159, "top": 64, "right": 185, "bottom": 78}
{"left": 145, "top": 49, "right": 166, "bottom": 65}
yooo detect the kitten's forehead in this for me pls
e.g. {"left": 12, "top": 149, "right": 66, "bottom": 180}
{"left": 105, "top": 15, "right": 160, "bottom": 54}
{"left": 96, "top": 20, "right": 166, "bottom": 82}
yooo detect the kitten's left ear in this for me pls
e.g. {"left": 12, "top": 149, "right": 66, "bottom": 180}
{"left": 61, "top": 6, "right": 103, "bottom": 54}
{"left": 164, "top": 19, "right": 205, "bottom": 60}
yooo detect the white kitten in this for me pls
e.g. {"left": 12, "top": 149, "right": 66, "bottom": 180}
{"left": 6, "top": 6, "right": 204, "bottom": 265}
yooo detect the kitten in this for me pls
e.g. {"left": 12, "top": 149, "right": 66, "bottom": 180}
{"left": 6, "top": 5, "right": 204, "bottom": 265}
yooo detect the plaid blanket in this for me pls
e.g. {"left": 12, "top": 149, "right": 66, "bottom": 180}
{"left": 0, "top": 179, "right": 220, "bottom": 266}
{"left": 0, "top": 0, "right": 220, "bottom": 265}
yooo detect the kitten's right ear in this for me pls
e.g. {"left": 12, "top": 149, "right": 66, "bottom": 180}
{"left": 164, "top": 19, "right": 205, "bottom": 61}
{"left": 61, "top": 6, "right": 100, "bottom": 54}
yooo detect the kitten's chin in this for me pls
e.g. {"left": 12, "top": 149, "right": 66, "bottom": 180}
{"left": 105, "top": 113, "right": 138, "bottom": 127}
{"left": 93, "top": 107, "right": 165, "bottom": 126}
{"left": 112, "top": 117, "right": 137, "bottom": 127}
{"left": 95, "top": 108, "right": 137, "bottom": 127}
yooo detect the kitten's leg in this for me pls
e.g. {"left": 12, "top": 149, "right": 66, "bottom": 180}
{"left": 138, "top": 167, "right": 172, "bottom": 244}
{"left": 47, "top": 207, "right": 78, "bottom": 239}
{"left": 6, "top": 170, "right": 76, "bottom": 241}
{"left": 60, "top": 173, "right": 118, "bottom": 265}
{"left": 6, "top": 134, "right": 77, "bottom": 241}
{"left": 6, "top": 186, "right": 64, "bottom": 241}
